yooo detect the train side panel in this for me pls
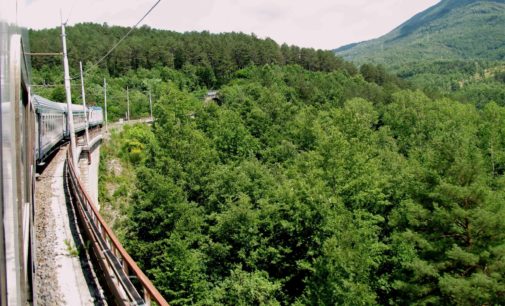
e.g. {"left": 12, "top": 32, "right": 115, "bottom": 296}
{"left": 37, "top": 113, "right": 65, "bottom": 161}
{"left": 67, "top": 104, "right": 86, "bottom": 135}
{"left": 32, "top": 95, "right": 66, "bottom": 161}
{"left": 0, "top": 3, "right": 35, "bottom": 303}
{"left": 88, "top": 106, "right": 104, "bottom": 127}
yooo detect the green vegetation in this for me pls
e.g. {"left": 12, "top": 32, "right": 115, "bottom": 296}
{"left": 30, "top": 23, "right": 356, "bottom": 121}
{"left": 30, "top": 17, "right": 505, "bottom": 305}
{"left": 335, "top": 0, "right": 505, "bottom": 109}
{"left": 335, "top": 0, "right": 505, "bottom": 65}
{"left": 99, "top": 128, "right": 139, "bottom": 236}
{"left": 102, "top": 65, "right": 505, "bottom": 305}
{"left": 396, "top": 60, "right": 505, "bottom": 107}
{"left": 64, "top": 239, "right": 79, "bottom": 257}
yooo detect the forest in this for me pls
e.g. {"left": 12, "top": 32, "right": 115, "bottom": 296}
{"left": 30, "top": 23, "right": 505, "bottom": 305}
{"left": 394, "top": 60, "right": 505, "bottom": 108}
{"left": 335, "top": 0, "right": 505, "bottom": 65}
{"left": 30, "top": 23, "right": 356, "bottom": 121}
{"left": 99, "top": 65, "right": 505, "bottom": 305}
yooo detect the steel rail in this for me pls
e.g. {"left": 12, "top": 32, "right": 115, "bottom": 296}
{"left": 64, "top": 148, "right": 169, "bottom": 306}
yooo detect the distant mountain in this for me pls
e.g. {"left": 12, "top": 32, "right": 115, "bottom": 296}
{"left": 334, "top": 0, "right": 505, "bottom": 66}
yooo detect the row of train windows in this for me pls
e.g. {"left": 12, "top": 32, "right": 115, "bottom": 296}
{"left": 41, "top": 114, "right": 63, "bottom": 135}
{"left": 74, "top": 113, "right": 85, "bottom": 124}
{"left": 40, "top": 113, "right": 88, "bottom": 135}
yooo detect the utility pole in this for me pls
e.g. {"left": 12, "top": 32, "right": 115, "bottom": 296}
{"left": 126, "top": 86, "right": 130, "bottom": 121}
{"left": 61, "top": 21, "right": 77, "bottom": 166}
{"left": 104, "top": 78, "right": 108, "bottom": 131}
{"left": 79, "top": 61, "right": 90, "bottom": 146}
{"left": 149, "top": 90, "right": 153, "bottom": 121}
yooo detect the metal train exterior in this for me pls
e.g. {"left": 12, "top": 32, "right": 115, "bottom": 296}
{"left": 1, "top": 1, "right": 103, "bottom": 303}
{"left": 32, "top": 95, "right": 103, "bottom": 162}
{"left": 1, "top": 0, "right": 35, "bottom": 303}
{"left": 88, "top": 106, "right": 104, "bottom": 128}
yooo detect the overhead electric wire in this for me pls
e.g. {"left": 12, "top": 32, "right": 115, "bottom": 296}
{"left": 69, "top": 0, "right": 162, "bottom": 80}
{"left": 64, "top": 0, "right": 79, "bottom": 24}
{"left": 89, "top": 0, "right": 162, "bottom": 71}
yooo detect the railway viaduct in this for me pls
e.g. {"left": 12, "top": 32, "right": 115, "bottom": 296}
{"left": 34, "top": 118, "right": 164, "bottom": 306}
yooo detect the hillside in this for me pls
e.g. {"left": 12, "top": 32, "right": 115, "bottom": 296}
{"left": 29, "top": 18, "right": 505, "bottom": 305}
{"left": 335, "top": 0, "right": 505, "bottom": 65}
{"left": 101, "top": 64, "right": 505, "bottom": 305}
{"left": 29, "top": 23, "right": 356, "bottom": 87}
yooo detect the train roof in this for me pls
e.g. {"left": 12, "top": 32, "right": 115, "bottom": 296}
{"left": 69, "top": 103, "right": 86, "bottom": 113}
{"left": 32, "top": 95, "right": 86, "bottom": 113}
{"left": 32, "top": 95, "right": 66, "bottom": 113}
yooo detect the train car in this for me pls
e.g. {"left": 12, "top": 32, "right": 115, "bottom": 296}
{"left": 0, "top": 0, "right": 36, "bottom": 304}
{"left": 88, "top": 106, "right": 104, "bottom": 127}
{"left": 32, "top": 95, "right": 100, "bottom": 161}
{"left": 1, "top": 0, "right": 107, "bottom": 302}
{"left": 32, "top": 95, "right": 66, "bottom": 162}
{"left": 68, "top": 103, "right": 87, "bottom": 134}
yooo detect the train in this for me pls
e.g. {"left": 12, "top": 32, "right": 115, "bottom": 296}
{"left": 0, "top": 1, "right": 103, "bottom": 303}
{"left": 1, "top": 0, "right": 37, "bottom": 302}
{"left": 32, "top": 95, "right": 103, "bottom": 163}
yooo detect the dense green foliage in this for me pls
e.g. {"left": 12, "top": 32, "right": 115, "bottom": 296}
{"left": 396, "top": 60, "right": 505, "bottom": 107}
{"left": 32, "top": 63, "right": 208, "bottom": 121}
{"left": 30, "top": 23, "right": 356, "bottom": 87}
{"left": 29, "top": 23, "right": 356, "bottom": 121}
{"left": 334, "top": 0, "right": 505, "bottom": 109}
{"left": 103, "top": 65, "right": 505, "bottom": 305}
{"left": 30, "top": 16, "right": 505, "bottom": 305}
{"left": 335, "top": 0, "right": 505, "bottom": 65}
{"left": 98, "top": 128, "right": 139, "bottom": 237}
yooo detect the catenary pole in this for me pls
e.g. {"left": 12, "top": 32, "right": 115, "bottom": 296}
{"left": 149, "top": 90, "right": 153, "bottom": 121}
{"left": 126, "top": 86, "right": 130, "bottom": 121}
{"left": 61, "top": 21, "right": 77, "bottom": 166}
{"left": 104, "top": 78, "right": 108, "bottom": 131}
{"left": 79, "top": 61, "right": 90, "bottom": 146}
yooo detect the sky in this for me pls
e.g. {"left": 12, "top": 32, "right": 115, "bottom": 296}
{"left": 22, "top": 0, "right": 440, "bottom": 50}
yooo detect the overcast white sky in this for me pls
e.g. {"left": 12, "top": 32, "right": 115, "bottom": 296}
{"left": 23, "top": 0, "right": 440, "bottom": 50}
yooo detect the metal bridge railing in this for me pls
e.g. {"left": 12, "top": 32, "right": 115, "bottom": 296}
{"left": 65, "top": 148, "right": 169, "bottom": 306}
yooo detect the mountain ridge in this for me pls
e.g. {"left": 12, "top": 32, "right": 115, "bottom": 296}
{"left": 334, "top": 0, "right": 505, "bottom": 65}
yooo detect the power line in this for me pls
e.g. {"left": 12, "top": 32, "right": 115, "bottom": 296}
{"left": 87, "top": 0, "right": 162, "bottom": 72}
{"left": 65, "top": 0, "right": 79, "bottom": 24}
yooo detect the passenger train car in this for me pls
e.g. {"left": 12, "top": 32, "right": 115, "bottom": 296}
{"left": 0, "top": 1, "right": 103, "bottom": 303}
{"left": 32, "top": 96, "right": 66, "bottom": 163}
{"left": 1, "top": 0, "right": 36, "bottom": 304}
{"left": 88, "top": 106, "right": 104, "bottom": 128}
{"left": 32, "top": 95, "right": 103, "bottom": 162}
